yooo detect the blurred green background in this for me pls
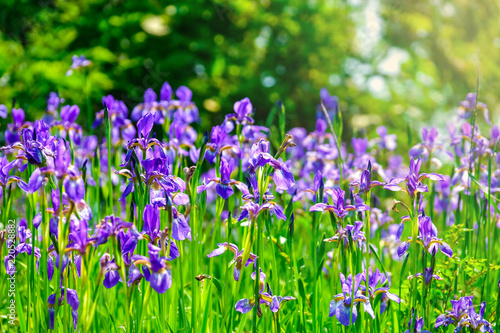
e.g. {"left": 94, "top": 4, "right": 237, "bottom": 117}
{"left": 0, "top": 0, "right": 498, "bottom": 135}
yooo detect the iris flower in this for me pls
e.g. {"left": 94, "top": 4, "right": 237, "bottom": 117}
{"left": 397, "top": 215, "right": 453, "bottom": 258}
{"left": 197, "top": 157, "right": 249, "bottom": 199}
{"left": 207, "top": 242, "right": 257, "bottom": 281}
{"left": 324, "top": 221, "right": 366, "bottom": 250}
{"left": 225, "top": 97, "right": 254, "bottom": 126}
{"left": 360, "top": 268, "right": 400, "bottom": 314}
{"left": 350, "top": 160, "right": 384, "bottom": 194}
{"left": 0, "top": 156, "right": 27, "bottom": 190}
{"left": 235, "top": 269, "right": 295, "bottom": 315}
{"left": 238, "top": 201, "right": 286, "bottom": 223}
{"left": 131, "top": 243, "right": 173, "bottom": 294}
{"left": 48, "top": 287, "right": 80, "bottom": 330}
{"left": 404, "top": 313, "right": 431, "bottom": 333}
{"left": 407, "top": 267, "right": 443, "bottom": 286}
{"left": 458, "top": 92, "right": 490, "bottom": 125}
{"left": 66, "top": 55, "right": 91, "bottom": 76}
{"left": 310, "top": 187, "right": 369, "bottom": 219}
{"left": 329, "top": 272, "right": 375, "bottom": 326}
{"left": 247, "top": 139, "right": 295, "bottom": 191}
{"left": 435, "top": 296, "right": 494, "bottom": 332}
{"left": 384, "top": 157, "right": 444, "bottom": 198}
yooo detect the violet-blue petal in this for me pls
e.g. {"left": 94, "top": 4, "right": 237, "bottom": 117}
{"left": 104, "top": 270, "right": 122, "bottom": 289}
{"left": 440, "top": 242, "right": 453, "bottom": 257}
{"left": 207, "top": 243, "right": 228, "bottom": 258}
{"left": 235, "top": 298, "right": 254, "bottom": 313}
{"left": 172, "top": 212, "right": 191, "bottom": 241}
{"left": 149, "top": 269, "right": 172, "bottom": 294}
{"left": 216, "top": 183, "right": 234, "bottom": 200}
{"left": 28, "top": 168, "right": 44, "bottom": 194}
{"left": 397, "top": 241, "right": 410, "bottom": 257}
{"left": 0, "top": 104, "right": 7, "bottom": 119}
{"left": 336, "top": 301, "right": 357, "bottom": 326}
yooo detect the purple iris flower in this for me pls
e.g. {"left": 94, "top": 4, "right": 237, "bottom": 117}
{"left": 0, "top": 156, "right": 26, "bottom": 190}
{"left": 169, "top": 85, "right": 199, "bottom": 124}
{"left": 225, "top": 97, "right": 254, "bottom": 126}
{"left": 235, "top": 269, "right": 293, "bottom": 315}
{"left": 66, "top": 54, "right": 91, "bottom": 76}
{"left": 197, "top": 157, "right": 249, "bottom": 200}
{"left": 247, "top": 139, "right": 295, "bottom": 191}
{"left": 204, "top": 125, "right": 240, "bottom": 165}
{"left": 171, "top": 207, "right": 191, "bottom": 241}
{"left": 118, "top": 153, "right": 188, "bottom": 207}
{"left": 317, "top": 87, "right": 338, "bottom": 119}
{"left": 293, "top": 170, "right": 326, "bottom": 203}
{"left": 207, "top": 243, "right": 257, "bottom": 281}
{"left": 397, "top": 215, "right": 453, "bottom": 258}
{"left": 268, "top": 295, "right": 296, "bottom": 313}
{"left": 44, "top": 92, "right": 63, "bottom": 123}
{"left": 370, "top": 208, "right": 393, "bottom": 236}
{"left": 127, "top": 112, "right": 163, "bottom": 152}
{"left": 350, "top": 160, "right": 384, "bottom": 193}
{"left": 373, "top": 126, "right": 397, "bottom": 151}
{"left": 131, "top": 88, "right": 170, "bottom": 124}
{"left": 238, "top": 201, "right": 286, "bottom": 223}
{"left": 407, "top": 267, "right": 442, "bottom": 285}
{"left": 383, "top": 157, "right": 444, "bottom": 198}
{"left": 132, "top": 243, "right": 173, "bottom": 294}
{"left": 310, "top": 187, "right": 369, "bottom": 219}
{"left": 241, "top": 173, "right": 276, "bottom": 204}
{"left": 142, "top": 204, "right": 162, "bottom": 243}
{"left": 47, "top": 253, "right": 70, "bottom": 282}
{"left": 456, "top": 301, "right": 494, "bottom": 333}
{"left": 235, "top": 269, "right": 267, "bottom": 314}
{"left": 160, "top": 81, "right": 173, "bottom": 106}
{"left": 53, "top": 105, "right": 82, "bottom": 145}
{"left": 409, "top": 127, "right": 452, "bottom": 160}
{"left": 66, "top": 220, "right": 96, "bottom": 255}
{"left": 490, "top": 125, "right": 500, "bottom": 147}
{"left": 0, "top": 104, "right": 7, "bottom": 119}
{"left": 205, "top": 125, "right": 227, "bottom": 164}
{"left": 435, "top": 296, "right": 494, "bottom": 332}
{"left": 94, "top": 95, "right": 136, "bottom": 142}
{"left": 95, "top": 215, "right": 134, "bottom": 246}
{"left": 50, "top": 136, "right": 69, "bottom": 172}
{"left": 3, "top": 121, "right": 55, "bottom": 168}
{"left": 287, "top": 127, "right": 307, "bottom": 160}
{"left": 3, "top": 107, "right": 25, "bottom": 144}
{"left": 352, "top": 137, "right": 368, "bottom": 157}
{"left": 242, "top": 124, "right": 269, "bottom": 142}
{"left": 435, "top": 296, "right": 473, "bottom": 330}
{"left": 458, "top": 92, "right": 490, "bottom": 125}
{"left": 404, "top": 313, "right": 431, "bottom": 333}
{"left": 118, "top": 228, "right": 140, "bottom": 259}
{"left": 360, "top": 268, "right": 400, "bottom": 314}
{"left": 433, "top": 175, "right": 455, "bottom": 217}
{"left": 303, "top": 118, "right": 335, "bottom": 151}
{"left": 325, "top": 221, "right": 366, "bottom": 250}
{"left": 329, "top": 272, "right": 375, "bottom": 326}
{"left": 4, "top": 219, "right": 41, "bottom": 275}
{"left": 48, "top": 287, "right": 79, "bottom": 330}
{"left": 18, "top": 167, "right": 44, "bottom": 194}
{"left": 63, "top": 168, "right": 86, "bottom": 203}
{"left": 99, "top": 253, "right": 121, "bottom": 289}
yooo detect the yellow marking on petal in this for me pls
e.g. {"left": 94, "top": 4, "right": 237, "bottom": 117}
{"left": 133, "top": 260, "right": 150, "bottom": 267}
{"left": 146, "top": 142, "right": 161, "bottom": 150}
{"left": 354, "top": 298, "right": 367, "bottom": 303}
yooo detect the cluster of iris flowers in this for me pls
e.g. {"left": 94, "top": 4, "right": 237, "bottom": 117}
{"left": 0, "top": 55, "right": 498, "bottom": 332}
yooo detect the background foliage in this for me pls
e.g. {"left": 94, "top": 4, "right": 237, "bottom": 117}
{"left": 0, "top": 0, "right": 498, "bottom": 135}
